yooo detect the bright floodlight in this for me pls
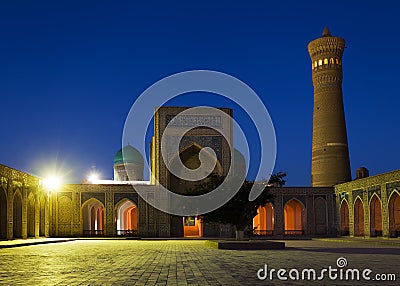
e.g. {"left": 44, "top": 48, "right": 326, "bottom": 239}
{"left": 43, "top": 176, "right": 61, "bottom": 191}
{"left": 88, "top": 173, "right": 99, "bottom": 183}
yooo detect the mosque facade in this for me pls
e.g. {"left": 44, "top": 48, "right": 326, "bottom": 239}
{"left": 1, "top": 28, "right": 399, "bottom": 240}
{"left": 335, "top": 170, "right": 400, "bottom": 238}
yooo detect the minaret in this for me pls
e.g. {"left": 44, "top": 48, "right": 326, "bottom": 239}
{"left": 308, "top": 27, "right": 351, "bottom": 186}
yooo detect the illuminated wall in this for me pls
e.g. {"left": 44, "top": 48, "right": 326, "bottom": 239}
{"left": 335, "top": 169, "right": 400, "bottom": 238}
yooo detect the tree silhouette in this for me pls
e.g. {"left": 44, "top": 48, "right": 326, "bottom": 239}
{"left": 189, "top": 172, "right": 286, "bottom": 233}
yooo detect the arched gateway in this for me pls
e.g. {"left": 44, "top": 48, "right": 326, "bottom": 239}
{"left": 284, "top": 199, "right": 305, "bottom": 235}
{"left": 82, "top": 198, "right": 104, "bottom": 236}
{"left": 340, "top": 200, "right": 349, "bottom": 236}
{"left": 115, "top": 199, "right": 138, "bottom": 236}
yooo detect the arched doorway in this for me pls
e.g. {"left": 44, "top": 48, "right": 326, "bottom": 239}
{"left": 13, "top": 191, "right": 23, "bottom": 238}
{"left": 116, "top": 199, "right": 137, "bottom": 236}
{"left": 0, "top": 187, "right": 7, "bottom": 239}
{"left": 39, "top": 196, "right": 46, "bottom": 237}
{"left": 27, "top": 192, "right": 35, "bottom": 237}
{"left": 354, "top": 197, "right": 364, "bottom": 237}
{"left": 82, "top": 198, "right": 104, "bottom": 236}
{"left": 369, "top": 195, "right": 382, "bottom": 237}
{"left": 284, "top": 199, "right": 305, "bottom": 235}
{"left": 169, "top": 143, "right": 222, "bottom": 195}
{"left": 183, "top": 216, "right": 203, "bottom": 237}
{"left": 340, "top": 200, "right": 350, "bottom": 236}
{"left": 389, "top": 191, "right": 400, "bottom": 237}
{"left": 168, "top": 143, "right": 220, "bottom": 237}
{"left": 58, "top": 195, "right": 72, "bottom": 236}
{"left": 253, "top": 203, "right": 274, "bottom": 236}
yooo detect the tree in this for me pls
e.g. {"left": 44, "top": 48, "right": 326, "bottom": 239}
{"left": 188, "top": 172, "right": 286, "bottom": 235}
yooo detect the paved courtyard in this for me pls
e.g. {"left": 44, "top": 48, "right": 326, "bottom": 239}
{"left": 0, "top": 239, "right": 399, "bottom": 285}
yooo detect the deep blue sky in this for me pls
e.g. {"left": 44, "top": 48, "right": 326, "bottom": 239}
{"left": 1, "top": 1, "right": 399, "bottom": 185}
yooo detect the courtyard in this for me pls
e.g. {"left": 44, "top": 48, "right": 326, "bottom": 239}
{"left": 0, "top": 239, "right": 399, "bottom": 285}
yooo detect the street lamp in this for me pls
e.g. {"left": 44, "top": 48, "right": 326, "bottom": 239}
{"left": 41, "top": 175, "right": 61, "bottom": 237}
{"left": 43, "top": 176, "right": 61, "bottom": 191}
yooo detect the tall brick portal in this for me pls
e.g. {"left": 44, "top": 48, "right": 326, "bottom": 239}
{"left": 308, "top": 27, "right": 351, "bottom": 186}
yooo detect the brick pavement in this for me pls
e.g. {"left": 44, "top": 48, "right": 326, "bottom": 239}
{"left": 0, "top": 239, "right": 399, "bottom": 285}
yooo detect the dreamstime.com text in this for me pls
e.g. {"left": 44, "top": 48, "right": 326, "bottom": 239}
{"left": 257, "top": 257, "right": 396, "bottom": 282}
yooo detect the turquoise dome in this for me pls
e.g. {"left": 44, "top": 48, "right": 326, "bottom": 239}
{"left": 113, "top": 145, "right": 144, "bottom": 165}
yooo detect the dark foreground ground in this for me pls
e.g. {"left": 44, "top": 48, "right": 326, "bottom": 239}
{"left": 0, "top": 238, "right": 399, "bottom": 285}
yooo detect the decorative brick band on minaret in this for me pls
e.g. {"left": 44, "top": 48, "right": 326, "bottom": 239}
{"left": 308, "top": 27, "right": 351, "bottom": 186}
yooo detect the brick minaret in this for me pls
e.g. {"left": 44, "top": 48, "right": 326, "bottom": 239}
{"left": 308, "top": 27, "right": 351, "bottom": 186}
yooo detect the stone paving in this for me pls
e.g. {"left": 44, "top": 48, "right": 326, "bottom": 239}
{"left": 0, "top": 239, "right": 399, "bottom": 285}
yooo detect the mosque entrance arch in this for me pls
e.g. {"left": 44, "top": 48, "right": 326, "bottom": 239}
{"left": 82, "top": 198, "right": 104, "bottom": 236}
{"left": 389, "top": 191, "right": 400, "bottom": 237}
{"left": 0, "top": 187, "right": 7, "bottom": 239}
{"left": 168, "top": 143, "right": 222, "bottom": 195}
{"left": 27, "top": 192, "right": 35, "bottom": 237}
{"left": 369, "top": 195, "right": 382, "bottom": 237}
{"left": 115, "top": 199, "right": 137, "bottom": 236}
{"left": 253, "top": 203, "right": 274, "bottom": 236}
{"left": 13, "top": 191, "right": 23, "bottom": 238}
{"left": 284, "top": 198, "right": 305, "bottom": 235}
{"left": 168, "top": 143, "right": 221, "bottom": 237}
{"left": 39, "top": 196, "right": 46, "bottom": 237}
{"left": 340, "top": 200, "right": 350, "bottom": 236}
{"left": 353, "top": 197, "right": 364, "bottom": 237}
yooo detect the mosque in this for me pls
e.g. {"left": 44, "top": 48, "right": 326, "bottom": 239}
{"left": 0, "top": 28, "right": 399, "bottom": 240}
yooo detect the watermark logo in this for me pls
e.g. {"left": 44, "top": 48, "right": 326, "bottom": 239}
{"left": 257, "top": 257, "right": 396, "bottom": 282}
{"left": 122, "top": 70, "right": 276, "bottom": 216}
{"left": 336, "top": 257, "right": 347, "bottom": 268}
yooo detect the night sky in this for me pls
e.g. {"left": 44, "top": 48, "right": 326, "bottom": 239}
{"left": 1, "top": 1, "right": 399, "bottom": 185}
